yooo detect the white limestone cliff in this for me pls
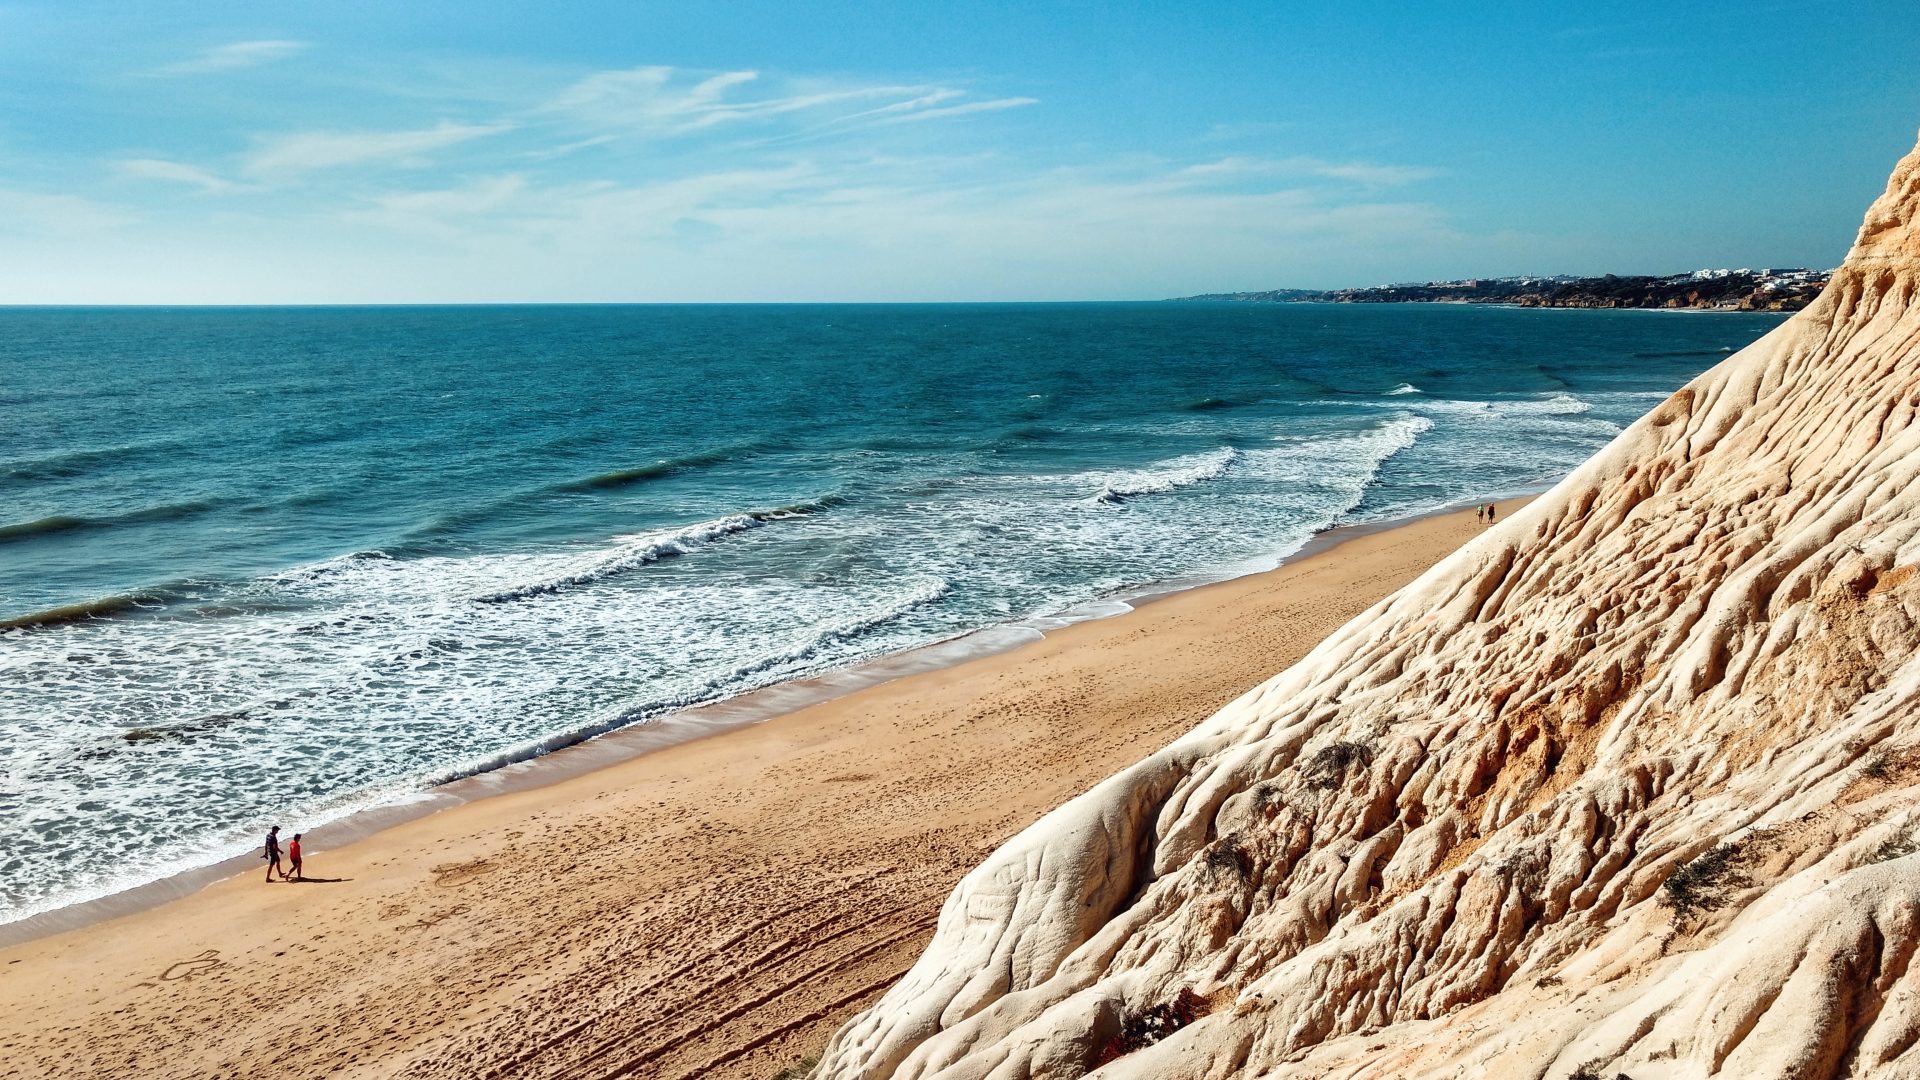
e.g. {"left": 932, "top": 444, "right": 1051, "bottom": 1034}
{"left": 812, "top": 133, "right": 1920, "bottom": 1080}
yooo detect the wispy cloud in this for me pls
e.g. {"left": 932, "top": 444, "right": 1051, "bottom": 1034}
{"left": 117, "top": 158, "right": 245, "bottom": 192}
{"left": 543, "top": 66, "right": 1033, "bottom": 139}
{"left": 16, "top": 46, "right": 1481, "bottom": 300}
{"left": 872, "top": 97, "right": 1038, "bottom": 125}
{"left": 844, "top": 89, "right": 967, "bottom": 121}
{"left": 1179, "top": 155, "right": 1441, "bottom": 187}
{"left": 243, "top": 121, "right": 513, "bottom": 178}
{"left": 149, "top": 40, "right": 308, "bottom": 77}
{"left": 1291, "top": 159, "right": 1441, "bottom": 186}
{"left": 333, "top": 149, "right": 1449, "bottom": 276}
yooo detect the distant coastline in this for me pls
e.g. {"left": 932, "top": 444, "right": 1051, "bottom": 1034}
{"left": 1172, "top": 266, "right": 1831, "bottom": 312}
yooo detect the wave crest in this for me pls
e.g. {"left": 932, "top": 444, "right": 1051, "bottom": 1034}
{"left": 475, "top": 515, "right": 763, "bottom": 604}
{"left": 552, "top": 442, "right": 762, "bottom": 493}
{"left": 0, "top": 593, "right": 167, "bottom": 632}
{"left": 0, "top": 501, "right": 218, "bottom": 544}
{"left": 473, "top": 500, "right": 835, "bottom": 604}
{"left": 1091, "top": 447, "right": 1239, "bottom": 505}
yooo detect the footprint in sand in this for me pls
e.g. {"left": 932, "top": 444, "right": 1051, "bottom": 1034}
{"left": 399, "top": 904, "right": 471, "bottom": 932}
{"left": 159, "top": 950, "right": 223, "bottom": 982}
{"left": 430, "top": 859, "right": 495, "bottom": 887}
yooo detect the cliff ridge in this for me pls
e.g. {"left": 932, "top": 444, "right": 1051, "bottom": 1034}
{"left": 814, "top": 132, "right": 1920, "bottom": 1080}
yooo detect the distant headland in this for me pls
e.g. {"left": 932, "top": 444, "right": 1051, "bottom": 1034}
{"left": 1172, "top": 266, "right": 1831, "bottom": 311}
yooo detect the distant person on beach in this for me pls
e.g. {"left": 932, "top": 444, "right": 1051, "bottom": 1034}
{"left": 1486, "top": 503, "right": 1497, "bottom": 523}
{"left": 1475, "top": 505, "right": 1484, "bottom": 522}
{"left": 263, "top": 825, "right": 284, "bottom": 882}
{"left": 288, "top": 833, "right": 304, "bottom": 882}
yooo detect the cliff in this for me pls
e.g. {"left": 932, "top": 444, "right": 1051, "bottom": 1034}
{"left": 813, "top": 133, "right": 1920, "bottom": 1079}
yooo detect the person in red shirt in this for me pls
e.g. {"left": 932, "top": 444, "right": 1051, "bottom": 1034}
{"left": 287, "top": 833, "right": 305, "bottom": 882}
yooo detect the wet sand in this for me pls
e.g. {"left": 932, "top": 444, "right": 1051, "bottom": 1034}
{"left": 0, "top": 499, "right": 1527, "bottom": 1080}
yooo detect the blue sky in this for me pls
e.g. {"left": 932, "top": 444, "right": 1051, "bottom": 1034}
{"left": 3, "top": 1, "right": 1918, "bottom": 302}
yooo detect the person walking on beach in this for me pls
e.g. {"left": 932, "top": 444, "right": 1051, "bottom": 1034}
{"left": 1486, "top": 503, "right": 1497, "bottom": 524}
{"left": 263, "top": 825, "right": 284, "bottom": 882}
{"left": 287, "top": 833, "right": 305, "bottom": 882}
{"left": 1475, "top": 505, "right": 1484, "bottom": 523}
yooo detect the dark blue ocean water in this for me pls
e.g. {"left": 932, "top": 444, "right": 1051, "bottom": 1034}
{"left": 0, "top": 303, "right": 1782, "bottom": 922}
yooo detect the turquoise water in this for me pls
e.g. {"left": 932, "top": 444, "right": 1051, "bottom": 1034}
{"left": 0, "top": 303, "right": 1781, "bottom": 923}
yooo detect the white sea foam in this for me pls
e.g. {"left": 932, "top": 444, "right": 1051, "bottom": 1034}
{"left": 1502, "top": 391, "right": 1592, "bottom": 415}
{"left": 1385, "top": 382, "right": 1422, "bottom": 395}
{"left": 0, "top": 514, "right": 968, "bottom": 927}
{"left": 1090, "top": 447, "right": 1240, "bottom": 505}
{"left": 475, "top": 513, "right": 765, "bottom": 603}
{"left": 1248, "top": 415, "right": 1433, "bottom": 510}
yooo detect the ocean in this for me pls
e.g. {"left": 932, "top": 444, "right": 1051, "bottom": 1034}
{"left": 0, "top": 302, "right": 1782, "bottom": 925}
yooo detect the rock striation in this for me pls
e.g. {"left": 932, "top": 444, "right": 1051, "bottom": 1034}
{"left": 814, "top": 134, "right": 1920, "bottom": 1079}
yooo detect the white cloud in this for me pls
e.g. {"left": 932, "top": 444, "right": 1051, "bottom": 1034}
{"left": 543, "top": 66, "right": 1030, "bottom": 139}
{"left": 548, "top": 66, "right": 907, "bottom": 133}
{"left": 243, "top": 121, "right": 513, "bottom": 178}
{"left": 871, "top": 97, "right": 1038, "bottom": 125}
{"left": 150, "top": 40, "right": 307, "bottom": 77}
{"left": 1179, "top": 155, "right": 1441, "bottom": 187}
{"left": 1284, "top": 157, "right": 1443, "bottom": 186}
{"left": 31, "top": 52, "right": 1482, "bottom": 301}
{"left": 117, "top": 158, "right": 245, "bottom": 192}
{"left": 843, "top": 89, "right": 967, "bottom": 121}
{"left": 0, "top": 146, "right": 1492, "bottom": 301}
{"left": 317, "top": 148, "right": 1458, "bottom": 300}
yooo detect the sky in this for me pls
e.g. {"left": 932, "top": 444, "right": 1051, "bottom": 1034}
{"left": 3, "top": 1, "right": 1919, "bottom": 303}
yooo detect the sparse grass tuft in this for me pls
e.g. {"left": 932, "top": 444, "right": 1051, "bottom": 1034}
{"left": 1302, "top": 740, "right": 1374, "bottom": 790}
{"left": 1204, "top": 837, "right": 1252, "bottom": 881}
{"left": 1663, "top": 843, "right": 1745, "bottom": 920}
{"left": 770, "top": 1053, "right": 818, "bottom": 1080}
{"left": 1864, "top": 752, "right": 1893, "bottom": 781}
{"left": 1090, "top": 988, "right": 1208, "bottom": 1070}
{"left": 1872, "top": 833, "right": 1917, "bottom": 863}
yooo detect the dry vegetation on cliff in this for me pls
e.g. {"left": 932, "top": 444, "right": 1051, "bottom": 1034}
{"left": 816, "top": 134, "right": 1920, "bottom": 1080}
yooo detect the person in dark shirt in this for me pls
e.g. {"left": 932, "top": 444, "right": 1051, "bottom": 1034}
{"left": 263, "top": 825, "right": 284, "bottom": 882}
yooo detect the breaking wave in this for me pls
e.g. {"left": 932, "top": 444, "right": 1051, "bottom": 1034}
{"left": 1091, "top": 448, "right": 1240, "bottom": 505}
{"left": 474, "top": 503, "right": 826, "bottom": 604}
{"left": 0, "top": 593, "right": 170, "bottom": 632}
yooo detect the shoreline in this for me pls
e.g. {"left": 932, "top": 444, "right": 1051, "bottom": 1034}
{"left": 0, "top": 493, "right": 1538, "bottom": 948}
{"left": 1, "top": 496, "right": 1530, "bottom": 1080}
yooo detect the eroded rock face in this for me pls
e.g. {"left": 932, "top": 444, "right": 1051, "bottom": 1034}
{"left": 812, "top": 134, "right": 1920, "bottom": 1080}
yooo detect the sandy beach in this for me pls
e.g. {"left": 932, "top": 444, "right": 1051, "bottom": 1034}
{"left": 0, "top": 499, "right": 1525, "bottom": 1080}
